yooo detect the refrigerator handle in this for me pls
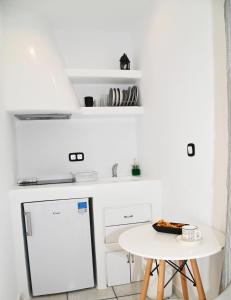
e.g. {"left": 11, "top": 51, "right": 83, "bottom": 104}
{"left": 24, "top": 211, "right": 32, "bottom": 236}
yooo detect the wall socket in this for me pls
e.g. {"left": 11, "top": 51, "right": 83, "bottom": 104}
{"left": 69, "top": 152, "right": 84, "bottom": 162}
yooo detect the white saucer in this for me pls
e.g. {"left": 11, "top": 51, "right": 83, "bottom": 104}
{"left": 176, "top": 235, "right": 202, "bottom": 245}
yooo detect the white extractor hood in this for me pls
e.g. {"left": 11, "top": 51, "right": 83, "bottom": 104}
{"left": 2, "top": 6, "right": 79, "bottom": 115}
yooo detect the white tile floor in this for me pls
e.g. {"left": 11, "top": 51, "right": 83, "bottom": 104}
{"left": 32, "top": 281, "right": 179, "bottom": 300}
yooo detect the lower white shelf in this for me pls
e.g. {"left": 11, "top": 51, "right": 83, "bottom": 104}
{"left": 80, "top": 106, "right": 144, "bottom": 116}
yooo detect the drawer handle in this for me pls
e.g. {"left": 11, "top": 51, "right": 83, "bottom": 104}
{"left": 24, "top": 212, "right": 32, "bottom": 236}
{"left": 124, "top": 215, "right": 134, "bottom": 218}
{"left": 126, "top": 254, "right": 130, "bottom": 263}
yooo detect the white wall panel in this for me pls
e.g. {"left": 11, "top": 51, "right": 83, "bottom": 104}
{"left": 15, "top": 118, "right": 138, "bottom": 179}
{"left": 53, "top": 29, "right": 135, "bottom": 69}
{"left": 137, "top": 0, "right": 227, "bottom": 298}
{"left": 139, "top": 0, "right": 215, "bottom": 224}
{"left": 0, "top": 6, "right": 18, "bottom": 300}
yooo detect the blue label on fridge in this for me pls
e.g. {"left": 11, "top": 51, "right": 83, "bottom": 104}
{"left": 77, "top": 201, "right": 88, "bottom": 213}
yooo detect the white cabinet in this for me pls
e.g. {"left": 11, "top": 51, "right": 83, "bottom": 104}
{"left": 106, "top": 251, "right": 144, "bottom": 287}
{"left": 105, "top": 203, "right": 151, "bottom": 287}
{"left": 106, "top": 251, "right": 130, "bottom": 286}
{"left": 130, "top": 254, "right": 144, "bottom": 282}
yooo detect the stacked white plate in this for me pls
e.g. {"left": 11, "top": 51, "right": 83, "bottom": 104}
{"left": 108, "top": 86, "right": 139, "bottom": 106}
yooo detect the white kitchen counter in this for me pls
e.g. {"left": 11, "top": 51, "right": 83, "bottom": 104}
{"left": 10, "top": 178, "right": 162, "bottom": 300}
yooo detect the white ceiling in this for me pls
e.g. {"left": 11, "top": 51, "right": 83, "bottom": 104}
{"left": 3, "top": 0, "right": 154, "bottom": 31}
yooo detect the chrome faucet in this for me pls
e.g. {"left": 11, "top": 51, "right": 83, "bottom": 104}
{"left": 70, "top": 172, "right": 76, "bottom": 183}
{"left": 112, "top": 163, "right": 118, "bottom": 178}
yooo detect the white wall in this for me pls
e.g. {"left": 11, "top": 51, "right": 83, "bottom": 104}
{"left": 138, "top": 0, "right": 227, "bottom": 298}
{"left": 53, "top": 29, "right": 135, "bottom": 70}
{"left": 140, "top": 0, "right": 215, "bottom": 224}
{"left": 9, "top": 0, "right": 155, "bottom": 71}
{"left": 15, "top": 118, "right": 138, "bottom": 179}
{"left": 0, "top": 7, "right": 18, "bottom": 300}
{"left": 0, "top": 113, "right": 18, "bottom": 300}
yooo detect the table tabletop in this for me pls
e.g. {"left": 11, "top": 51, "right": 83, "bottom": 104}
{"left": 119, "top": 223, "right": 225, "bottom": 260}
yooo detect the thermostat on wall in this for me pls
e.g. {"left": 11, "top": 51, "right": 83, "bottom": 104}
{"left": 69, "top": 152, "right": 84, "bottom": 162}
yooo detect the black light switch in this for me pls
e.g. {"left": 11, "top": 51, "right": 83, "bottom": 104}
{"left": 187, "top": 143, "right": 195, "bottom": 157}
{"left": 69, "top": 152, "right": 84, "bottom": 162}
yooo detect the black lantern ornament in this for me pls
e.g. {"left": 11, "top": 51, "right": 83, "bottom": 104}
{"left": 120, "top": 53, "right": 130, "bottom": 70}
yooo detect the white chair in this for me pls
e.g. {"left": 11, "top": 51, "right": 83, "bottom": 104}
{"left": 215, "top": 285, "right": 231, "bottom": 299}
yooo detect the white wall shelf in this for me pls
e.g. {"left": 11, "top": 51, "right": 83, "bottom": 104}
{"left": 78, "top": 106, "right": 144, "bottom": 116}
{"left": 66, "top": 68, "right": 142, "bottom": 84}
{"left": 66, "top": 68, "right": 143, "bottom": 117}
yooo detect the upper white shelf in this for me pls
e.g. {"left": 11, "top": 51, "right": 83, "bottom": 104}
{"left": 66, "top": 68, "right": 142, "bottom": 84}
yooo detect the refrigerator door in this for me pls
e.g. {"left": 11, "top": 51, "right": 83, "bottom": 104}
{"left": 23, "top": 198, "right": 94, "bottom": 296}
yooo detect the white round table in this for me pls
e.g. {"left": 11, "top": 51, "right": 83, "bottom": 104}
{"left": 119, "top": 223, "right": 224, "bottom": 300}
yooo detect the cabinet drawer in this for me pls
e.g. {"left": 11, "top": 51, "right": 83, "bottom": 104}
{"left": 105, "top": 203, "right": 152, "bottom": 226}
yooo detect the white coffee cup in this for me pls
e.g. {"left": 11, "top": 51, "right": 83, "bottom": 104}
{"left": 182, "top": 225, "right": 202, "bottom": 241}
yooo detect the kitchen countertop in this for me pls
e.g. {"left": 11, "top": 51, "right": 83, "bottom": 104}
{"left": 11, "top": 176, "right": 156, "bottom": 191}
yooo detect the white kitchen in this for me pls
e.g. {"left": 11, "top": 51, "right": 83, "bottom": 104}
{"left": 0, "top": 1, "right": 229, "bottom": 300}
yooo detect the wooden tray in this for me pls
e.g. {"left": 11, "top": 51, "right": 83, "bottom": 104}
{"left": 152, "top": 222, "right": 188, "bottom": 235}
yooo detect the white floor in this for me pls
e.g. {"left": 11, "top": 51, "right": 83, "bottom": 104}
{"left": 32, "top": 281, "right": 179, "bottom": 300}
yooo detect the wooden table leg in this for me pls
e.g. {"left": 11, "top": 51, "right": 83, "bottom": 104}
{"left": 190, "top": 259, "right": 206, "bottom": 300}
{"left": 140, "top": 258, "right": 153, "bottom": 300}
{"left": 179, "top": 260, "right": 189, "bottom": 300}
{"left": 157, "top": 260, "right": 165, "bottom": 300}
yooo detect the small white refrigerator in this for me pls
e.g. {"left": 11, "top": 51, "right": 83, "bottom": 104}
{"left": 23, "top": 198, "right": 94, "bottom": 296}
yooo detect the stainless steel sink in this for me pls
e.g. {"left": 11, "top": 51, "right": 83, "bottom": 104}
{"left": 18, "top": 177, "right": 75, "bottom": 186}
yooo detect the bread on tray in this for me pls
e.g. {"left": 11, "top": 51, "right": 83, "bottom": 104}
{"left": 155, "top": 219, "right": 185, "bottom": 229}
